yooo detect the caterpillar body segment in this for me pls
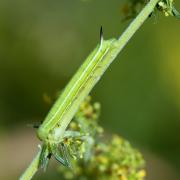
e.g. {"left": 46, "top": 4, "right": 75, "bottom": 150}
{"left": 37, "top": 37, "right": 120, "bottom": 143}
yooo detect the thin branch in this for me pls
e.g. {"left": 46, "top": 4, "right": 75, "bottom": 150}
{"left": 19, "top": 150, "right": 41, "bottom": 180}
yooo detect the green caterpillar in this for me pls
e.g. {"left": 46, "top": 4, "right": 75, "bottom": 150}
{"left": 37, "top": 28, "right": 119, "bottom": 143}
{"left": 37, "top": 28, "right": 122, "bottom": 168}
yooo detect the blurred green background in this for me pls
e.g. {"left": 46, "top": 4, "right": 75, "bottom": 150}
{"left": 0, "top": 0, "right": 180, "bottom": 179}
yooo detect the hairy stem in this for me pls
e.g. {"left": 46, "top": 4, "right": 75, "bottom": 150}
{"left": 20, "top": 0, "right": 159, "bottom": 179}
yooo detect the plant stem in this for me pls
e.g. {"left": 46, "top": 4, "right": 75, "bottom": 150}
{"left": 20, "top": 0, "right": 159, "bottom": 179}
{"left": 19, "top": 150, "right": 41, "bottom": 180}
{"left": 116, "top": 0, "right": 159, "bottom": 51}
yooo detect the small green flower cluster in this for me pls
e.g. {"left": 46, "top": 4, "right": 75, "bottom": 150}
{"left": 61, "top": 96, "right": 102, "bottom": 162}
{"left": 121, "top": 0, "right": 180, "bottom": 19}
{"left": 157, "top": 0, "right": 180, "bottom": 18}
{"left": 58, "top": 97, "right": 146, "bottom": 180}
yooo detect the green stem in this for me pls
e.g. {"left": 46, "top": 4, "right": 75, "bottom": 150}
{"left": 116, "top": 0, "right": 159, "bottom": 51}
{"left": 19, "top": 150, "right": 41, "bottom": 180}
{"left": 20, "top": 0, "right": 159, "bottom": 179}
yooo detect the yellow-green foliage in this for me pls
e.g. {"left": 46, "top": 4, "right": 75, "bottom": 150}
{"left": 58, "top": 97, "right": 146, "bottom": 180}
